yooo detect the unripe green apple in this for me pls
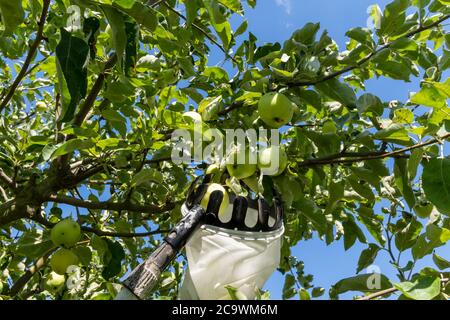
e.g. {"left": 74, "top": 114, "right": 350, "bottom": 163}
{"left": 36, "top": 101, "right": 47, "bottom": 111}
{"left": 226, "top": 148, "right": 257, "bottom": 179}
{"left": 50, "top": 219, "right": 81, "bottom": 248}
{"left": 258, "top": 92, "right": 294, "bottom": 128}
{"left": 200, "top": 183, "right": 229, "bottom": 218}
{"left": 414, "top": 202, "right": 434, "bottom": 219}
{"left": 50, "top": 249, "right": 79, "bottom": 275}
{"left": 258, "top": 146, "right": 288, "bottom": 176}
{"left": 44, "top": 272, "right": 66, "bottom": 293}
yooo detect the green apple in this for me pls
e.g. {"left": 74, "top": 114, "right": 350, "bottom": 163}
{"left": 414, "top": 202, "right": 434, "bottom": 219}
{"left": 50, "top": 219, "right": 81, "bottom": 248}
{"left": 36, "top": 101, "right": 47, "bottom": 111}
{"left": 50, "top": 249, "right": 79, "bottom": 275}
{"left": 258, "top": 146, "right": 288, "bottom": 176}
{"left": 258, "top": 92, "right": 294, "bottom": 128}
{"left": 44, "top": 272, "right": 66, "bottom": 293}
{"left": 200, "top": 183, "right": 230, "bottom": 218}
{"left": 226, "top": 148, "right": 257, "bottom": 179}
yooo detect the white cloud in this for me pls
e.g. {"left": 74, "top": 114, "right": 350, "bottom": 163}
{"left": 275, "top": 0, "right": 292, "bottom": 15}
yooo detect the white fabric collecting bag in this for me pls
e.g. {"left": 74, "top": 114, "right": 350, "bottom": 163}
{"left": 179, "top": 205, "right": 284, "bottom": 300}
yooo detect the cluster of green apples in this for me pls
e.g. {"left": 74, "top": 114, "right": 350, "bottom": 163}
{"left": 198, "top": 92, "right": 296, "bottom": 215}
{"left": 45, "top": 219, "right": 82, "bottom": 293}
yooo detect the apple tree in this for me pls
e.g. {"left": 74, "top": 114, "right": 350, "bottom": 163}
{"left": 0, "top": 0, "right": 450, "bottom": 300}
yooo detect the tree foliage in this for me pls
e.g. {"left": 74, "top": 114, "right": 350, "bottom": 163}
{"left": 0, "top": 0, "right": 449, "bottom": 300}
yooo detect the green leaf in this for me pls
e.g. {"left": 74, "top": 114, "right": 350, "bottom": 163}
{"left": 378, "top": 0, "right": 409, "bottom": 38}
{"left": 433, "top": 252, "right": 450, "bottom": 270}
{"left": 357, "top": 244, "right": 380, "bottom": 273}
{"left": 376, "top": 60, "right": 412, "bottom": 81}
{"left": 394, "top": 158, "right": 416, "bottom": 209}
{"left": 131, "top": 168, "right": 164, "bottom": 186}
{"left": 311, "top": 287, "right": 325, "bottom": 298}
{"left": 412, "top": 224, "right": 450, "bottom": 259}
{"left": 423, "top": 158, "right": 450, "bottom": 214}
{"left": 218, "top": 0, "right": 243, "bottom": 13}
{"left": 373, "top": 123, "right": 411, "bottom": 144}
{"left": 356, "top": 93, "right": 383, "bottom": 116}
{"left": 408, "top": 149, "right": 424, "bottom": 180}
{"left": 0, "top": 0, "right": 24, "bottom": 36}
{"left": 331, "top": 273, "right": 392, "bottom": 297}
{"left": 291, "top": 23, "right": 320, "bottom": 45}
{"left": 346, "top": 27, "right": 374, "bottom": 48}
{"left": 296, "top": 196, "right": 328, "bottom": 235}
{"left": 393, "top": 108, "right": 414, "bottom": 124}
{"left": 51, "top": 139, "right": 95, "bottom": 159}
{"left": 282, "top": 274, "right": 296, "bottom": 299}
{"left": 357, "top": 206, "right": 385, "bottom": 246}
{"left": 72, "top": 246, "right": 92, "bottom": 266}
{"left": 410, "top": 79, "right": 450, "bottom": 108}
{"left": 393, "top": 276, "right": 441, "bottom": 300}
{"left": 204, "top": 0, "right": 233, "bottom": 50}
{"left": 113, "top": 1, "right": 158, "bottom": 32}
{"left": 102, "top": 239, "right": 125, "bottom": 280}
{"left": 103, "top": 6, "right": 127, "bottom": 73}
{"left": 395, "top": 218, "right": 423, "bottom": 251}
{"left": 315, "top": 78, "right": 356, "bottom": 107}
{"left": 56, "top": 29, "right": 89, "bottom": 122}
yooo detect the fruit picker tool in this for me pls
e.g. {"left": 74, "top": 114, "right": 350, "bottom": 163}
{"left": 115, "top": 175, "right": 283, "bottom": 300}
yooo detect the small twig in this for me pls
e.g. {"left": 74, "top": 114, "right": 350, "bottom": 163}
{"left": 0, "top": 0, "right": 51, "bottom": 112}
{"left": 358, "top": 278, "right": 449, "bottom": 300}
{"left": 161, "top": 1, "right": 238, "bottom": 64}
{"left": 285, "top": 14, "right": 450, "bottom": 88}
{"left": 45, "top": 194, "right": 176, "bottom": 215}
{"left": 297, "top": 133, "right": 450, "bottom": 167}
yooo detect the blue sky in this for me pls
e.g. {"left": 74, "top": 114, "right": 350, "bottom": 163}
{"left": 204, "top": 0, "right": 449, "bottom": 300}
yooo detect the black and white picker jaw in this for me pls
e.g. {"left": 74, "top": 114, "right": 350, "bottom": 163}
{"left": 115, "top": 175, "right": 283, "bottom": 300}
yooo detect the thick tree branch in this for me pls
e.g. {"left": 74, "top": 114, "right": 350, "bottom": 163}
{"left": 297, "top": 133, "right": 450, "bottom": 167}
{"left": 0, "top": 0, "right": 51, "bottom": 112}
{"left": 45, "top": 194, "right": 176, "bottom": 215}
{"left": 286, "top": 14, "right": 450, "bottom": 87}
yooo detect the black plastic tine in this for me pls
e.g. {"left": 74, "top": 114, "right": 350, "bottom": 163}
{"left": 206, "top": 190, "right": 224, "bottom": 215}
{"left": 232, "top": 196, "right": 247, "bottom": 226}
{"left": 258, "top": 198, "right": 270, "bottom": 228}
{"left": 188, "top": 184, "right": 207, "bottom": 208}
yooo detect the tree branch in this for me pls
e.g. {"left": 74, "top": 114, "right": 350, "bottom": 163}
{"left": 297, "top": 133, "right": 450, "bottom": 167}
{"left": 0, "top": 0, "right": 51, "bottom": 112}
{"left": 33, "top": 215, "right": 168, "bottom": 238}
{"left": 7, "top": 247, "right": 57, "bottom": 297}
{"left": 72, "top": 54, "right": 117, "bottom": 127}
{"left": 357, "top": 278, "right": 449, "bottom": 300}
{"left": 0, "top": 168, "right": 15, "bottom": 189}
{"left": 286, "top": 14, "right": 450, "bottom": 87}
{"left": 45, "top": 194, "right": 176, "bottom": 215}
